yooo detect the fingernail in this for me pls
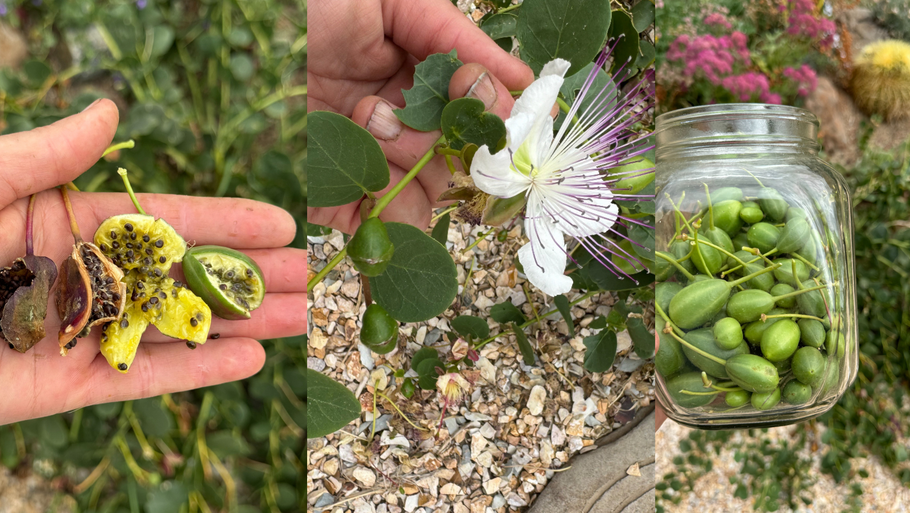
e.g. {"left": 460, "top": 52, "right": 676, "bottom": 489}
{"left": 81, "top": 98, "right": 103, "bottom": 113}
{"left": 367, "top": 101, "right": 402, "bottom": 141}
{"left": 467, "top": 72, "right": 497, "bottom": 110}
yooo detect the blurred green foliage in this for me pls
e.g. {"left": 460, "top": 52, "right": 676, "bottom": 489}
{"left": 0, "top": 0, "right": 308, "bottom": 510}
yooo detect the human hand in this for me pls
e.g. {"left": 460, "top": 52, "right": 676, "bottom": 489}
{"left": 307, "top": 0, "right": 534, "bottom": 233}
{"left": 0, "top": 100, "right": 307, "bottom": 425}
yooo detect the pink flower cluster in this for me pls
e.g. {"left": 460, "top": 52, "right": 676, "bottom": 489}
{"left": 785, "top": 0, "right": 836, "bottom": 48}
{"left": 721, "top": 72, "right": 781, "bottom": 103}
{"left": 783, "top": 64, "right": 818, "bottom": 96}
{"left": 666, "top": 32, "right": 751, "bottom": 84}
{"left": 704, "top": 13, "right": 732, "bottom": 31}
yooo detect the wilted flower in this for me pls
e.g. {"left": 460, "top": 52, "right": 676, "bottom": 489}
{"left": 437, "top": 372, "right": 471, "bottom": 404}
{"left": 471, "top": 47, "right": 654, "bottom": 296}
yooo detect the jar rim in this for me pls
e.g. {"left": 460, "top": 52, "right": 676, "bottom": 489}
{"left": 655, "top": 103, "right": 819, "bottom": 131}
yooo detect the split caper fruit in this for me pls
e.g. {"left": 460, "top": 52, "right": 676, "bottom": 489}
{"left": 182, "top": 246, "right": 265, "bottom": 320}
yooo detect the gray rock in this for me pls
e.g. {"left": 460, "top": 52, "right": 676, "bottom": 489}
{"left": 444, "top": 416, "right": 460, "bottom": 434}
{"left": 491, "top": 494, "right": 507, "bottom": 509}
{"left": 424, "top": 328, "right": 442, "bottom": 345}
{"left": 314, "top": 493, "right": 335, "bottom": 508}
{"left": 307, "top": 357, "right": 326, "bottom": 372}
{"left": 618, "top": 357, "right": 646, "bottom": 373}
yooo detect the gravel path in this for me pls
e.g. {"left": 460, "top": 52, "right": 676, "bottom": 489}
{"left": 306, "top": 219, "right": 655, "bottom": 513}
{"left": 656, "top": 420, "right": 910, "bottom": 512}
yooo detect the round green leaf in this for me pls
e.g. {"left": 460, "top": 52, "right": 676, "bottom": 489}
{"left": 308, "top": 111, "right": 390, "bottom": 207}
{"left": 150, "top": 26, "right": 175, "bottom": 57}
{"left": 491, "top": 301, "right": 527, "bottom": 324}
{"left": 583, "top": 329, "right": 618, "bottom": 372}
{"left": 417, "top": 358, "right": 445, "bottom": 390}
{"left": 369, "top": 223, "right": 458, "bottom": 322}
{"left": 516, "top": 0, "right": 612, "bottom": 76}
{"left": 481, "top": 11, "right": 519, "bottom": 40}
{"left": 133, "top": 398, "right": 173, "bottom": 438}
{"left": 630, "top": 0, "right": 655, "bottom": 32}
{"left": 441, "top": 98, "right": 506, "bottom": 151}
{"left": 411, "top": 347, "right": 440, "bottom": 371}
{"left": 146, "top": 482, "right": 189, "bottom": 513}
{"left": 306, "top": 369, "right": 362, "bottom": 439}
{"left": 451, "top": 315, "right": 491, "bottom": 340}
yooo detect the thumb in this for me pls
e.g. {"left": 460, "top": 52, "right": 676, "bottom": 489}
{"left": 0, "top": 99, "right": 119, "bottom": 208}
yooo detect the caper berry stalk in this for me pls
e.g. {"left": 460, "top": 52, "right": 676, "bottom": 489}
{"left": 93, "top": 168, "right": 211, "bottom": 373}
{"left": 0, "top": 195, "right": 58, "bottom": 353}
{"left": 56, "top": 186, "right": 127, "bottom": 355}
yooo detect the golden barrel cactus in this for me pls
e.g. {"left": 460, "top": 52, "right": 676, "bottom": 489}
{"left": 851, "top": 39, "right": 910, "bottom": 120}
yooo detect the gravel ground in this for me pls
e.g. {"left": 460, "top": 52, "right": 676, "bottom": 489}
{"left": 656, "top": 420, "right": 910, "bottom": 512}
{"left": 306, "top": 219, "right": 656, "bottom": 513}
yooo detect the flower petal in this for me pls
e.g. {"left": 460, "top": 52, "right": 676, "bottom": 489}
{"left": 541, "top": 59, "right": 572, "bottom": 78}
{"left": 504, "top": 111, "right": 537, "bottom": 155}
{"left": 470, "top": 144, "right": 530, "bottom": 198}
{"left": 518, "top": 193, "right": 573, "bottom": 296}
{"left": 508, "top": 70, "right": 566, "bottom": 152}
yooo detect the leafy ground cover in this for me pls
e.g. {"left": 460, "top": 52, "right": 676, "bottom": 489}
{"left": 0, "top": 0, "right": 307, "bottom": 511}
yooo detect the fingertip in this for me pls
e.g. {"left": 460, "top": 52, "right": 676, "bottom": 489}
{"left": 352, "top": 96, "right": 404, "bottom": 142}
{"left": 450, "top": 64, "right": 514, "bottom": 119}
{"left": 219, "top": 337, "right": 266, "bottom": 379}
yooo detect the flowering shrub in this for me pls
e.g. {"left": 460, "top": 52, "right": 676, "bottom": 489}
{"left": 658, "top": 0, "right": 835, "bottom": 110}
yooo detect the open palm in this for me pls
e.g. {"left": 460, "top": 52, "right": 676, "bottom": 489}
{"left": 307, "top": 0, "right": 533, "bottom": 233}
{"left": 0, "top": 100, "right": 307, "bottom": 425}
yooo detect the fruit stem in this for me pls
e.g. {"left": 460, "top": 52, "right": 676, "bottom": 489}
{"left": 743, "top": 168, "right": 765, "bottom": 188}
{"left": 727, "top": 263, "right": 780, "bottom": 288}
{"left": 654, "top": 302, "right": 728, "bottom": 366}
{"left": 102, "top": 139, "right": 136, "bottom": 158}
{"left": 761, "top": 313, "right": 825, "bottom": 323}
{"left": 25, "top": 194, "right": 37, "bottom": 256}
{"left": 771, "top": 283, "right": 832, "bottom": 301}
{"left": 118, "top": 168, "right": 147, "bottom": 215}
{"left": 59, "top": 186, "right": 84, "bottom": 243}
{"left": 656, "top": 251, "right": 695, "bottom": 281}
{"left": 704, "top": 183, "right": 715, "bottom": 230}
{"left": 307, "top": 248, "right": 347, "bottom": 292}
{"left": 679, "top": 390, "right": 721, "bottom": 396}
{"left": 792, "top": 252, "right": 820, "bottom": 272}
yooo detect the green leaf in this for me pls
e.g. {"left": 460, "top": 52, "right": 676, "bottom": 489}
{"left": 306, "top": 369, "right": 361, "bottom": 439}
{"left": 133, "top": 398, "right": 173, "bottom": 438}
{"left": 431, "top": 212, "right": 450, "bottom": 246}
{"left": 636, "top": 40, "right": 656, "bottom": 68}
{"left": 0, "top": 427, "right": 19, "bottom": 468}
{"left": 230, "top": 54, "right": 255, "bottom": 82}
{"left": 627, "top": 317, "right": 654, "bottom": 358}
{"left": 411, "top": 347, "right": 440, "bottom": 371}
{"left": 39, "top": 416, "right": 68, "bottom": 449}
{"left": 307, "top": 223, "right": 332, "bottom": 237}
{"left": 146, "top": 482, "right": 189, "bottom": 513}
{"left": 608, "top": 10, "right": 640, "bottom": 75}
{"left": 370, "top": 223, "right": 458, "bottom": 322}
{"left": 589, "top": 315, "right": 607, "bottom": 330}
{"left": 628, "top": 216, "right": 655, "bottom": 260}
{"left": 394, "top": 50, "right": 464, "bottom": 131}
{"left": 512, "top": 323, "right": 536, "bottom": 365}
{"left": 516, "top": 0, "right": 612, "bottom": 76}
{"left": 491, "top": 301, "right": 527, "bottom": 324}
{"left": 308, "top": 111, "right": 390, "bottom": 207}
{"left": 206, "top": 431, "right": 252, "bottom": 459}
{"left": 630, "top": 0, "right": 655, "bottom": 32}
{"left": 481, "top": 11, "right": 519, "bottom": 40}
{"left": 583, "top": 329, "right": 618, "bottom": 372}
{"left": 571, "top": 246, "right": 654, "bottom": 291}
{"left": 553, "top": 295, "right": 575, "bottom": 336}
{"left": 150, "top": 26, "right": 175, "bottom": 57}
{"left": 440, "top": 98, "right": 506, "bottom": 151}
{"left": 416, "top": 358, "right": 445, "bottom": 390}
{"left": 451, "top": 315, "right": 491, "bottom": 340}
{"left": 559, "top": 62, "right": 616, "bottom": 114}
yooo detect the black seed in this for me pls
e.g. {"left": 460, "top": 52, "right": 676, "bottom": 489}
{"left": 186, "top": 341, "right": 197, "bottom": 350}
{"left": 219, "top": 284, "right": 227, "bottom": 290}
{"left": 126, "top": 243, "right": 133, "bottom": 249}
{"left": 100, "top": 244, "right": 109, "bottom": 252}
{"left": 149, "top": 297, "right": 158, "bottom": 305}
{"left": 137, "top": 244, "right": 143, "bottom": 250}
{"left": 246, "top": 269, "right": 253, "bottom": 277}
{"left": 174, "top": 281, "right": 183, "bottom": 288}
{"left": 124, "top": 223, "right": 133, "bottom": 232}
{"left": 7, "top": 343, "right": 12, "bottom": 349}
{"left": 141, "top": 303, "right": 149, "bottom": 312}
{"left": 137, "top": 282, "right": 144, "bottom": 289}
{"left": 154, "top": 269, "right": 162, "bottom": 277}
{"left": 118, "top": 363, "right": 128, "bottom": 371}
{"left": 159, "top": 292, "right": 167, "bottom": 300}
{"left": 159, "top": 256, "right": 166, "bottom": 264}
{"left": 111, "top": 231, "right": 117, "bottom": 239}
{"left": 226, "top": 271, "right": 234, "bottom": 278}
{"left": 64, "top": 340, "right": 77, "bottom": 350}
{"left": 144, "top": 258, "right": 152, "bottom": 266}
{"left": 211, "top": 333, "right": 221, "bottom": 339}
{"left": 121, "top": 319, "right": 129, "bottom": 328}
{"left": 143, "top": 235, "right": 150, "bottom": 242}
{"left": 105, "top": 277, "right": 114, "bottom": 285}
{"left": 190, "top": 318, "right": 198, "bottom": 327}
{"left": 146, "top": 249, "right": 154, "bottom": 256}
{"left": 155, "top": 240, "right": 164, "bottom": 248}
{"left": 130, "top": 233, "right": 137, "bottom": 240}
{"left": 112, "top": 242, "right": 120, "bottom": 249}
{"left": 102, "top": 324, "right": 109, "bottom": 332}
{"left": 196, "top": 313, "right": 204, "bottom": 321}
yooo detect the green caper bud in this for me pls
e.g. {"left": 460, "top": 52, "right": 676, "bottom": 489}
{"left": 348, "top": 218, "right": 396, "bottom": 277}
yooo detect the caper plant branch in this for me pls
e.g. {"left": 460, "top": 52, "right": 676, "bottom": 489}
{"left": 307, "top": 136, "right": 448, "bottom": 292}
{"left": 431, "top": 205, "right": 460, "bottom": 223}
{"left": 462, "top": 227, "right": 497, "bottom": 253}
{"left": 374, "top": 389, "right": 430, "bottom": 431}
{"left": 474, "top": 290, "right": 599, "bottom": 350}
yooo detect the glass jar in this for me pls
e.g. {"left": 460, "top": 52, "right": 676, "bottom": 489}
{"left": 653, "top": 104, "right": 858, "bottom": 429}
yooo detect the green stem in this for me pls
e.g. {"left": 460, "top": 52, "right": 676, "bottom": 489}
{"left": 370, "top": 136, "right": 445, "bottom": 220}
{"left": 444, "top": 154, "right": 458, "bottom": 175}
{"left": 656, "top": 251, "right": 695, "bottom": 281}
{"left": 792, "top": 252, "right": 820, "bottom": 271}
{"left": 704, "top": 183, "right": 715, "bottom": 230}
{"left": 497, "top": 2, "right": 521, "bottom": 14}
{"left": 761, "top": 313, "right": 825, "bottom": 322}
{"left": 474, "top": 291, "right": 599, "bottom": 350}
{"left": 727, "top": 263, "right": 780, "bottom": 288}
{"left": 118, "top": 168, "right": 146, "bottom": 215}
{"left": 721, "top": 248, "right": 777, "bottom": 277}
{"left": 462, "top": 228, "right": 497, "bottom": 253}
{"left": 771, "top": 283, "right": 832, "bottom": 302}
{"left": 680, "top": 390, "right": 722, "bottom": 396}
{"left": 102, "top": 140, "right": 136, "bottom": 158}
{"left": 307, "top": 249, "right": 348, "bottom": 293}
{"left": 374, "top": 390, "right": 429, "bottom": 431}
{"left": 654, "top": 303, "right": 728, "bottom": 366}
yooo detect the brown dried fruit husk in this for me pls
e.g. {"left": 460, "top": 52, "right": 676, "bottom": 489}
{"left": 56, "top": 242, "right": 126, "bottom": 355}
{"left": 0, "top": 255, "right": 58, "bottom": 353}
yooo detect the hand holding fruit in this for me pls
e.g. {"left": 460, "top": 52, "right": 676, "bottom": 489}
{"left": 0, "top": 100, "right": 307, "bottom": 425}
